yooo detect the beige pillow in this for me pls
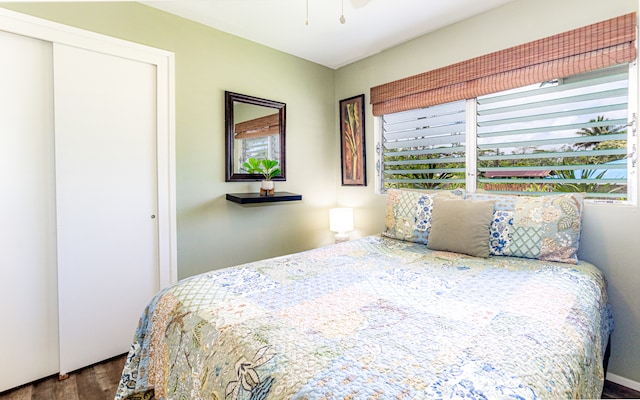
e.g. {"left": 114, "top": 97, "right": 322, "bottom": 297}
{"left": 427, "top": 198, "right": 496, "bottom": 258}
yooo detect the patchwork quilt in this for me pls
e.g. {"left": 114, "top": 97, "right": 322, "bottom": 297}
{"left": 115, "top": 236, "right": 612, "bottom": 400}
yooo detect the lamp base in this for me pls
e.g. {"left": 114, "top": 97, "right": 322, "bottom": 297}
{"left": 334, "top": 232, "right": 350, "bottom": 243}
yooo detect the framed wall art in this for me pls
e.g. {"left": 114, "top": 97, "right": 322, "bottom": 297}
{"left": 339, "top": 94, "right": 366, "bottom": 186}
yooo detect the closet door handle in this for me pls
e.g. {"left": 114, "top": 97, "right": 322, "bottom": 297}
{"left": 151, "top": 215, "right": 156, "bottom": 219}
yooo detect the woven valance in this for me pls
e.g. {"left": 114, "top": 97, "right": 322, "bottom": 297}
{"left": 234, "top": 113, "right": 280, "bottom": 140}
{"left": 370, "top": 12, "right": 637, "bottom": 116}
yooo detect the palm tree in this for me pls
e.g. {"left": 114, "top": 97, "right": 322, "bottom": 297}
{"left": 575, "top": 116, "right": 625, "bottom": 150}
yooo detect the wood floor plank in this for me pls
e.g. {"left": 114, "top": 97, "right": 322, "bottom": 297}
{"left": 0, "top": 354, "right": 127, "bottom": 400}
{"left": 75, "top": 354, "right": 126, "bottom": 400}
{"left": 55, "top": 375, "right": 79, "bottom": 400}
{"left": 74, "top": 364, "right": 95, "bottom": 399}
{"left": 603, "top": 380, "right": 640, "bottom": 399}
{"left": 30, "top": 378, "right": 56, "bottom": 400}
{"left": 0, "top": 386, "right": 31, "bottom": 400}
{"left": 94, "top": 356, "right": 126, "bottom": 393}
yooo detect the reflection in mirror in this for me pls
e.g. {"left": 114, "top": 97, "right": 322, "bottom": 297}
{"left": 225, "top": 91, "right": 286, "bottom": 182}
{"left": 233, "top": 104, "right": 280, "bottom": 174}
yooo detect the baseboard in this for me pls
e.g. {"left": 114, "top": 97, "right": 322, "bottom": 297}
{"left": 606, "top": 372, "right": 640, "bottom": 392}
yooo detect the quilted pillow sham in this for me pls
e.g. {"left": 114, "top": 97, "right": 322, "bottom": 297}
{"left": 382, "top": 188, "right": 465, "bottom": 244}
{"left": 465, "top": 192, "right": 585, "bottom": 264}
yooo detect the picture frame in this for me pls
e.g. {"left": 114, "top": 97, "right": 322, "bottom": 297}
{"left": 339, "top": 94, "right": 367, "bottom": 186}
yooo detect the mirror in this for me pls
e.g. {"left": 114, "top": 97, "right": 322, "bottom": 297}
{"left": 225, "top": 91, "right": 286, "bottom": 182}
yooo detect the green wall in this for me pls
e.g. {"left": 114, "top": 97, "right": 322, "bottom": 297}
{"left": 1, "top": 2, "right": 340, "bottom": 279}
{"left": 334, "top": 0, "right": 640, "bottom": 386}
{"left": 4, "top": 0, "right": 639, "bottom": 387}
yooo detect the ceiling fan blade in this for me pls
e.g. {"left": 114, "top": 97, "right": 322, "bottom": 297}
{"left": 350, "top": 0, "right": 371, "bottom": 9}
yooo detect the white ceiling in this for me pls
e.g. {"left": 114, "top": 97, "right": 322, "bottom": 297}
{"left": 142, "top": 0, "right": 516, "bottom": 69}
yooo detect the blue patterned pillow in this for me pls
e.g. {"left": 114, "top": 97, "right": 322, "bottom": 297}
{"left": 382, "top": 189, "right": 465, "bottom": 244}
{"left": 465, "top": 192, "right": 585, "bottom": 264}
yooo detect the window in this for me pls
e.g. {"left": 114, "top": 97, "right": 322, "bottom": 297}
{"left": 377, "top": 64, "right": 637, "bottom": 202}
{"left": 380, "top": 100, "right": 467, "bottom": 190}
{"left": 239, "top": 135, "right": 280, "bottom": 165}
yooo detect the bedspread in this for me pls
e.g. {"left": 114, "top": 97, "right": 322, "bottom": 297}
{"left": 115, "top": 236, "right": 612, "bottom": 400}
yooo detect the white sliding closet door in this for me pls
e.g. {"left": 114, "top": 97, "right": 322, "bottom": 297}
{"left": 53, "top": 43, "right": 160, "bottom": 375}
{"left": 0, "top": 30, "right": 59, "bottom": 392}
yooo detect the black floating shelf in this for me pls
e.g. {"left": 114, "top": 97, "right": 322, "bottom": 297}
{"left": 226, "top": 192, "right": 302, "bottom": 204}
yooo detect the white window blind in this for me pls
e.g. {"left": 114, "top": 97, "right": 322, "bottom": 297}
{"left": 380, "top": 100, "right": 466, "bottom": 190}
{"left": 240, "top": 135, "right": 280, "bottom": 165}
{"left": 477, "top": 65, "right": 632, "bottom": 200}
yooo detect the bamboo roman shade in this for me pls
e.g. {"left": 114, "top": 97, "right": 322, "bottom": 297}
{"left": 234, "top": 113, "right": 280, "bottom": 140}
{"left": 370, "top": 13, "right": 637, "bottom": 116}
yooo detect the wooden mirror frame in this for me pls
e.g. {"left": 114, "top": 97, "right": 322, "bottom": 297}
{"left": 225, "top": 91, "right": 286, "bottom": 182}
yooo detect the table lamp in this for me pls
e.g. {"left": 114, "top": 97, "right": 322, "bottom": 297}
{"left": 329, "top": 207, "right": 354, "bottom": 243}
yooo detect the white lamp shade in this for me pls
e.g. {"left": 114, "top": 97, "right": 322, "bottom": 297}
{"left": 329, "top": 207, "right": 354, "bottom": 233}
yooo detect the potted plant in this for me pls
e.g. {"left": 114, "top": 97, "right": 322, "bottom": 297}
{"left": 242, "top": 158, "right": 281, "bottom": 196}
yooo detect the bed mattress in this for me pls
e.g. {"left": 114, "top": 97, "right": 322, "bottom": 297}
{"left": 115, "top": 235, "right": 612, "bottom": 400}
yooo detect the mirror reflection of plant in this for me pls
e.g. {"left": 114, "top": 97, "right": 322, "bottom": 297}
{"left": 242, "top": 158, "right": 281, "bottom": 180}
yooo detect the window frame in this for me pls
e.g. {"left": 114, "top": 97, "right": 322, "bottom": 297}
{"left": 374, "top": 61, "right": 639, "bottom": 205}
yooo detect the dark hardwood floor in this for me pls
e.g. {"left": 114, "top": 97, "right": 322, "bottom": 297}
{"left": 603, "top": 380, "right": 640, "bottom": 399}
{"left": 0, "top": 354, "right": 126, "bottom": 400}
{"left": 1, "top": 354, "right": 638, "bottom": 399}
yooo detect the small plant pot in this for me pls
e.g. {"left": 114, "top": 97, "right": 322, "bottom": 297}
{"left": 260, "top": 180, "right": 274, "bottom": 196}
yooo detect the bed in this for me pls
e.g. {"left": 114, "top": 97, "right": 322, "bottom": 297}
{"left": 115, "top": 190, "right": 613, "bottom": 400}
